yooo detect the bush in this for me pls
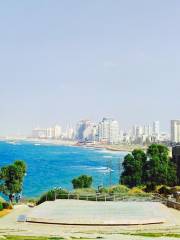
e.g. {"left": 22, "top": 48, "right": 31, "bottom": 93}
{"left": 37, "top": 188, "right": 69, "bottom": 205}
{"left": 110, "top": 185, "right": 130, "bottom": 194}
{"left": 170, "top": 186, "right": 180, "bottom": 194}
{"left": 72, "top": 175, "right": 93, "bottom": 189}
{"left": 0, "top": 202, "right": 3, "bottom": 211}
{"left": 144, "top": 183, "right": 156, "bottom": 192}
{"left": 128, "top": 187, "right": 147, "bottom": 197}
{"left": 157, "top": 185, "right": 171, "bottom": 196}
{"left": 98, "top": 187, "right": 109, "bottom": 194}
{"left": 72, "top": 188, "right": 96, "bottom": 195}
{"left": 98, "top": 185, "right": 129, "bottom": 194}
{"left": 2, "top": 202, "right": 13, "bottom": 209}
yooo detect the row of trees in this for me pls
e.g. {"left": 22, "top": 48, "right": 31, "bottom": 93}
{"left": 121, "top": 144, "right": 177, "bottom": 190}
{"left": 0, "top": 160, "right": 27, "bottom": 201}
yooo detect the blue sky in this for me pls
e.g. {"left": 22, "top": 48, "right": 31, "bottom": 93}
{"left": 0, "top": 1, "right": 179, "bottom": 135}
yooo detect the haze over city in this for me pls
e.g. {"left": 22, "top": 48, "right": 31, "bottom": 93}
{"left": 0, "top": 1, "right": 180, "bottom": 135}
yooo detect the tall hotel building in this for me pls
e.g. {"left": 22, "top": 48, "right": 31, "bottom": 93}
{"left": 153, "top": 121, "right": 160, "bottom": 137}
{"left": 171, "top": 120, "right": 180, "bottom": 143}
{"left": 98, "top": 118, "right": 119, "bottom": 144}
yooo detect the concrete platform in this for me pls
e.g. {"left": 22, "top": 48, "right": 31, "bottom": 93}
{"left": 26, "top": 200, "right": 171, "bottom": 226}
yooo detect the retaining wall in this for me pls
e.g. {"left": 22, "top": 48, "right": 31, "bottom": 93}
{"left": 167, "top": 200, "right": 180, "bottom": 210}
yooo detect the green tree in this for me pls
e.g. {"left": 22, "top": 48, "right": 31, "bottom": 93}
{"left": 121, "top": 149, "right": 146, "bottom": 188}
{"left": 167, "top": 161, "right": 177, "bottom": 186}
{"left": 72, "top": 175, "right": 93, "bottom": 189}
{"left": 0, "top": 160, "right": 27, "bottom": 199}
{"left": 145, "top": 144, "right": 177, "bottom": 187}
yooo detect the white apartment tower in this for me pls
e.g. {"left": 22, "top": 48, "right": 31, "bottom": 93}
{"left": 153, "top": 121, "right": 160, "bottom": 139}
{"left": 98, "top": 118, "right": 119, "bottom": 144}
{"left": 171, "top": 120, "right": 180, "bottom": 143}
{"left": 53, "top": 125, "right": 62, "bottom": 139}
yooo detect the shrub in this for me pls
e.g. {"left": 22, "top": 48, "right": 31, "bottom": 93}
{"left": 72, "top": 188, "right": 96, "bottom": 195}
{"left": 2, "top": 202, "right": 13, "bottom": 209}
{"left": 154, "top": 185, "right": 164, "bottom": 193}
{"left": 170, "top": 186, "right": 180, "bottom": 194}
{"left": 110, "top": 185, "right": 130, "bottom": 194}
{"left": 98, "top": 187, "right": 109, "bottom": 194}
{"left": 72, "top": 175, "right": 93, "bottom": 189}
{"left": 37, "top": 188, "right": 69, "bottom": 205}
{"left": 144, "top": 183, "right": 156, "bottom": 192}
{"left": 0, "top": 202, "right": 3, "bottom": 211}
{"left": 128, "top": 187, "right": 147, "bottom": 197}
{"left": 158, "top": 185, "right": 171, "bottom": 196}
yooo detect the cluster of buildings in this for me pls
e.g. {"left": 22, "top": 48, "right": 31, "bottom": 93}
{"left": 123, "top": 120, "right": 180, "bottom": 145}
{"left": 122, "top": 121, "right": 165, "bottom": 145}
{"left": 32, "top": 118, "right": 120, "bottom": 144}
{"left": 31, "top": 119, "right": 180, "bottom": 146}
{"left": 32, "top": 125, "right": 74, "bottom": 140}
{"left": 76, "top": 118, "right": 119, "bottom": 144}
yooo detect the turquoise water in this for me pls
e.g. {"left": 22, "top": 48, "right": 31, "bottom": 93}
{"left": 0, "top": 141, "right": 126, "bottom": 197}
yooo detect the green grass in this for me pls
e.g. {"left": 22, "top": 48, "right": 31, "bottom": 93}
{"left": 0, "top": 236, "right": 102, "bottom": 240}
{"left": 129, "top": 232, "right": 180, "bottom": 238}
{"left": 0, "top": 237, "right": 64, "bottom": 240}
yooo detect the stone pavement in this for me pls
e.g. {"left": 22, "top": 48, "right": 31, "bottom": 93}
{"left": 0, "top": 203, "right": 180, "bottom": 239}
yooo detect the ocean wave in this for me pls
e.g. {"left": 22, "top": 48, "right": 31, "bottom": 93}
{"left": 103, "top": 155, "right": 113, "bottom": 158}
{"left": 7, "top": 141, "right": 21, "bottom": 145}
{"left": 83, "top": 166, "right": 114, "bottom": 173}
{"left": 100, "top": 149, "right": 126, "bottom": 155}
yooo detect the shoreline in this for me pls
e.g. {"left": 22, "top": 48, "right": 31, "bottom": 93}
{"left": 0, "top": 137, "right": 76, "bottom": 147}
{"left": 0, "top": 137, "right": 146, "bottom": 153}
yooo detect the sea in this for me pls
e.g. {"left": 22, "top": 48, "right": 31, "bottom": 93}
{"left": 0, "top": 140, "right": 126, "bottom": 198}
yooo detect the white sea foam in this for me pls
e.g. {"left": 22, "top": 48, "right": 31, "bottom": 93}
{"left": 7, "top": 141, "right": 21, "bottom": 145}
{"left": 84, "top": 166, "right": 114, "bottom": 173}
{"left": 103, "top": 155, "right": 113, "bottom": 158}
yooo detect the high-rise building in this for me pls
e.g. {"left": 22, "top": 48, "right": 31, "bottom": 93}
{"left": 32, "top": 128, "right": 47, "bottom": 138}
{"left": 147, "top": 124, "right": 152, "bottom": 137}
{"left": 143, "top": 124, "right": 152, "bottom": 137}
{"left": 66, "top": 127, "right": 74, "bottom": 140}
{"left": 53, "top": 125, "right": 62, "bottom": 139}
{"left": 153, "top": 121, "right": 160, "bottom": 140}
{"left": 32, "top": 124, "right": 62, "bottom": 139}
{"left": 46, "top": 127, "right": 54, "bottom": 138}
{"left": 171, "top": 120, "right": 180, "bottom": 143}
{"left": 76, "top": 120, "right": 94, "bottom": 142}
{"left": 98, "top": 118, "right": 119, "bottom": 144}
{"left": 83, "top": 124, "right": 97, "bottom": 142}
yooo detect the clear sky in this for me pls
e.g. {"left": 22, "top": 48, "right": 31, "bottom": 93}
{"left": 0, "top": 0, "right": 179, "bottom": 135}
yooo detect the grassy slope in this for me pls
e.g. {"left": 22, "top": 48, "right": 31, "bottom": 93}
{"left": 0, "top": 236, "right": 100, "bottom": 240}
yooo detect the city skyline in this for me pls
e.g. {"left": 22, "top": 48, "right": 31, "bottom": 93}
{"left": 30, "top": 118, "right": 172, "bottom": 144}
{"left": 0, "top": 117, "right": 175, "bottom": 137}
{"left": 0, "top": 1, "right": 180, "bottom": 135}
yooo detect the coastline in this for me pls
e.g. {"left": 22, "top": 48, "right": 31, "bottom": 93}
{"left": 0, "top": 137, "right": 76, "bottom": 147}
{"left": 76, "top": 143, "right": 146, "bottom": 153}
{"left": 0, "top": 137, "right": 145, "bottom": 153}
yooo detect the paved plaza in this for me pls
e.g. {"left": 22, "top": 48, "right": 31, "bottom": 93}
{"left": 1, "top": 202, "right": 180, "bottom": 239}
{"left": 27, "top": 200, "right": 174, "bottom": 225}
